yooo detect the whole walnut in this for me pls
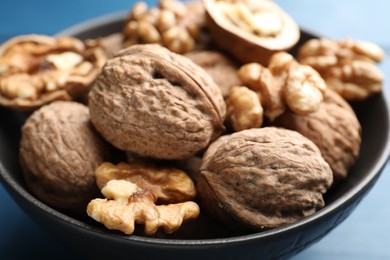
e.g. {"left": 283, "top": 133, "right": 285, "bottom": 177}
{"left": 197, "top": 127, "right": 333, "bottom": 230}
{"left": 88, "top": 44, "right": 226, "bottom": 160}
{"left": 184, "top": 50, "right": 241, "bottom": 97}
{"left": 19, "top": 101, "right": 113, "bottom": 210}
{"left": 273, "top": 89, "right": 361, "bottom": 181}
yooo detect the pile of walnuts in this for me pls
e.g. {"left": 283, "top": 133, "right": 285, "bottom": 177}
{"left": 2, "top": 0, "right": 385, "bottom": 237}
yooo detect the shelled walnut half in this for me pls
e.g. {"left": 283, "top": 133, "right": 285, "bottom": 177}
{"left": 0, "top": 34, "right": 106, "bottom": 111}
{"left": 95, "top": 160, "right": 197, "bottom": 204}
{"left": 87, "top": 179, "right": 200, "bottom": 235}
{"left": 204, "top": 0, "right": 300, "bottom": 65}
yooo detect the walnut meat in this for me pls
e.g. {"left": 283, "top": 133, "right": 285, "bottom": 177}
{"left": 123, "top": 0, "right": 206, "bottom": 54}
{"left": 204, "top": 0, "right": 300, "bottom": 65}
{"left": 95, "top": 160, "right": 197, "bottom": 204}
{"left": 19, "top": 101, "right": 113, "bottom": 209}
{"left": 0, "top": 34, "right": 106, "bottom": 111}
{"left": 197, "top": 127, "right": 333, "bottom": 230}
{"left": 87, "top": 179, "right": 200, "bottom": 235}
{"left": 88, "top": 44, "right": 226, "bottom": 160}
{"left": 273, "top": 89, "right": 362, "bottom": 181}
{"left": 237, "top": 52, "right": 327, "bottom": 121}
{"left": 297, "top": 38, "right": 385, "bottom": 100}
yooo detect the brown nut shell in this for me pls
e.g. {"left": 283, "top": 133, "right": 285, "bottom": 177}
{"left": 88, "top": 44, "right": 226, "bottom": 160}
{"left": 184, "top": 50, "right": 241, "bottom": 97}
{"left": 197, "top": 127, "right": 333, "bottom": 230}
{"left": 204, "top": 0, "right": 300, "bottom": 65}
{"left": 19, "top": 101, "right": 112, "bottom": 209}
{"left": 273, "top": 89, "right": 361, "bottom": 181}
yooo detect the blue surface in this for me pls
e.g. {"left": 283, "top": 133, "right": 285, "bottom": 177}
{"left": 1, "top": 0, "right": 390, "bottom": 259}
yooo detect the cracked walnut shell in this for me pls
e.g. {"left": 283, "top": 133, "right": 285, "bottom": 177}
{"left": 0, "top": 34, "right": 106, "bottom": 111}
{"left": 204, "top": 0, "right": 300, "bottom": 65}
{"left": 273, "top": 89, "right": 362, "bottom": 181}
{"left": 19, "top": 101, "right": 113, "bottom": 209}
{"left": 197, "top": 127, "right": 333, "bottom": 230}
{"left": 88, "top": 44, "right": 226, "bottom": 160}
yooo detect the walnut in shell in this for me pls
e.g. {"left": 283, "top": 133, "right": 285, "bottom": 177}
{"left": 184, "top": 50, "right": 242, "bottom": 97}
{"left": 88, "top": 44, "right": 226, "bottom": 160}
{"left": 197, "top": 127, "right": 333, "bottom": 230}
{"left": 0, "top": 34, "right": 106, "bottom": 111}
{"left": 273, "top": 89, "right": 362, "bottom": 181}
{"left": 19, "top": 101, "right": 113, "bottom": 209}
{"left": 204, "top": 0, "right": 300, "bottom": 65}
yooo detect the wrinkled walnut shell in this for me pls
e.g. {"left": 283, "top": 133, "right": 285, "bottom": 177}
{"left": 19, "top": 101, "right": 112, "bottom": 209}
{"left": 204, "top": 0, "right": 300, "bottom": 65}
{"left": 273, "top": 89, "right": 361, "bottom": 181}
{"left": 88, "top": 44, "right": 226, "bottom": 160}
{"left": 197, "top": 127, "right": 333, "bottom": 230}
{"left": 184, "top": 50, "right": 241, "bottom": 97}
{"left": 0, "top": 34, "right": 106, "bottom": 111}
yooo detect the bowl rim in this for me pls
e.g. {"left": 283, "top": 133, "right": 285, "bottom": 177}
{"left": 1, "top": 11, "right": 390, "bottom": 248}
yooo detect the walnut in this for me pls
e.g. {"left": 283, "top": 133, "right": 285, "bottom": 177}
{"left": 237, "top": 52, "right": 327, "bottom": 121}
{"left": 273, "top": 89, "right": 361, "bottom": 181}
{"left": 87, "top": 179, "right": 200, "bottom": 235}
{"left": 184, "top": 50, "right": 241, "bottom": 97}
{"left": 197, "top": 127, "right": 333, "bottom": 230}
{"left": 98, "top": 33, "right": 124, "bottom": 58}
{"left": 88, "top": 44, "right": 226, "bottom": 160}
{"left": 19, "top": 101, "right": 113, "bottom": 209}
{"left": 225, "top": 86, "right": 263, "bottom": 131}
{"left": 297, "top": 38, "right": 385, "bottom": 100}
{"left": 204, "top": 0, "right": 300, "bottom": 65}
{"left": 123, "top": 0, "right": 205, "bottom": 54}
{"left": 0, "top": 34, "right": 106, "bottom": 111}
{"left": 95, "top": 160, "right": 197, "bottom": 204}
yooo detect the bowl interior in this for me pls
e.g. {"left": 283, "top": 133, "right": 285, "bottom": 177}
{"left": 1, "top": 11, "right": 390, "bottom": 249}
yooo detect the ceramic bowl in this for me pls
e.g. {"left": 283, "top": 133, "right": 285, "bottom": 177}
{"left": 1, "top": 12, "right": 390, "bottom": 260}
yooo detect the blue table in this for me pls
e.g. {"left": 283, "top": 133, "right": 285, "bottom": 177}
{"left": 1, "top": 1, "right": 389, "bottom": 259}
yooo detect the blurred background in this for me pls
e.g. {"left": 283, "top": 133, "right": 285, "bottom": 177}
{"left": 0, "top": 0, "right": 389, "bottom": 259}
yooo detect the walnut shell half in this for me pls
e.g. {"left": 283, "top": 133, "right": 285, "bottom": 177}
{"left": 197, "top": 127, "right": 333, "bottom": 230}
{"left": 204, "top": 0, "right": 300, "bottom": 65}
{"left": 88, "top": 44, "right": 226, "bottom": 160}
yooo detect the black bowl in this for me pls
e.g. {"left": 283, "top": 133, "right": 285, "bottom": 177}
{"left": 1, "top": 12, "right": 390, "bottom": 260}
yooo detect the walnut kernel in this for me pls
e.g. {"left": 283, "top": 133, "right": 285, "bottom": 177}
{"left": 87, "top": 179, "right": 200, "bottom": 235}
{"left": 298, "top": 38, "right": 385, "bottom": 100}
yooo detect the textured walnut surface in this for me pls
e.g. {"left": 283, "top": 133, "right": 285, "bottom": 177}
{"left": 198, "top": 127, "right": 333, "bottom": 230}
{"left": 273, "top": 89, "right": 361, "bottom": 181}
{"left": 184, "top": 50, "right": 241, "bottom": 97}
{"left": 88, "top": 44, "right": 226, "bottom": 160}
{"left": 19, "top": 101, "right": 112, "bottom": 209}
